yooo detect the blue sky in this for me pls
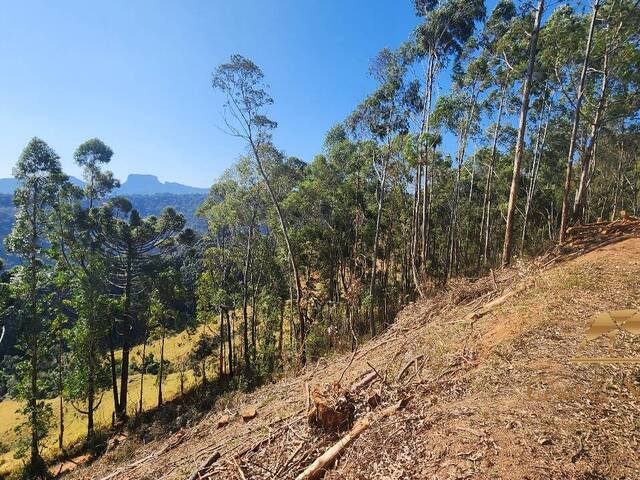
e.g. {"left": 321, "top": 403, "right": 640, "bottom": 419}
{"left": 0, "top": 0, "right": 422, "bottom": 187}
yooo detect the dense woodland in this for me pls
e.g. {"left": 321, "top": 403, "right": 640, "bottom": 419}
{"left": 0, "top": 0, "right": 639, "bottom": 477}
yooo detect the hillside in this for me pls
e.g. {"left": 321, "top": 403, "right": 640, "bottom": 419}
{"left": 65, "top": 238, "right": 640, "bottom": 480}
{"left": 0, "top": 324, "right": 212, "bottom": 476}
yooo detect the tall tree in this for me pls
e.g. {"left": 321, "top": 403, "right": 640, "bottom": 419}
{"left": 502, "top": 0, "right": 545, "bottom": 266}
{"left": 212, "top": 55, "right": 308, "bottom": 366}
{"left": 96, "top": 201, "right": 186, "bottom": 420}
{"left": 558, "top": 0, "right": 601, "bottom": 240}
{"left": 5, "top": 137, "right": 65, "bottom": 477}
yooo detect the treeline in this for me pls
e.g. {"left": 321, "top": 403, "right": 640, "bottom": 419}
{"left": 0, "top": 138, "right": 197, "bottom": 477}
{"left": 1, "top": 0, "right": 639, "bottom": 477}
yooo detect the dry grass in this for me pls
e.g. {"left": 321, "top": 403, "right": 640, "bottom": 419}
{"left": 0, "top": 324, "right": 208, "bottom": 476}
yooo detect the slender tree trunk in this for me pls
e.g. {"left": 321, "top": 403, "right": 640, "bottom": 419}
{"left": 138, "top": 327, "right": 148, "bottom": 414}
{"left": 249, "top": 140, "right": 306, "bottom": 367}
{"left": 87, "top": 338, "right": 95, "bottom": 438}
{"left": 421, "top": 52, "right": 436, "bottom": 266}
{"left": 226, "top": 310, "right": 233, "bottom": 377}
{"left": 369, "top": 150, "right": 389, "bottom": 337}
{"left": 108, "top": 330, "right": 119, "bottom": 418}
{"left": 558, "top": 0, "right": 600, "bottom": 240}
{"left": 502, "top": 0, "right": 544, "bottom": 266}
{"left": 481, "top": 80, "right": 508, "bottom": 266}
{"left": 58, "top": 334, "right": 64, "bottom": 451}
{"left": 242, "top": 210, "right": 255, "bottom": 376}
{"left": 118, "top": 245, "right": 133, "bottom": 420}
{"left": 521, "top": 95, "right": 550, "bottom": 255}
{"left": 28, "top": 185, "right": 43, "bottom": 469}
{"left": 158, "top": 323, "right": 166, "bottom": 407}
{"left": 447, "top": 84, "right": 478, "bottom": 278}
{"left": 219, "top": 310, "right": 224, "bottom": 378}
{"left": 611, "top": 141, "right": 624, "bottom": 220}
{"left": 573, "top": 48, "right": 609, "bottom": 223}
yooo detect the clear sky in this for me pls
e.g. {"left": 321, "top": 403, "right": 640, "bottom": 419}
{"left": 0, "top": 0, "right": 421, "bottom": 188}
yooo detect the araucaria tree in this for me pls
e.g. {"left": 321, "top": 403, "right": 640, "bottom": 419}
{"left": 96, "top": 201, "right": 186, "bottom": 420}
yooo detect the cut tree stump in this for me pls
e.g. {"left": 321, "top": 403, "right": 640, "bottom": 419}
{"left": 240, "top": 406, "right": 257, "bottom": 421}
{"left": 307, "top": 383, "right": 354, "bottom": 432}
{"left": 296, "top": 397, "right": 410, "bottom": 480}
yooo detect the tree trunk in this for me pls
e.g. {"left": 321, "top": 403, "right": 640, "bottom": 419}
{"left": 138, "top": 328, "right": 148, "bottom": 414}
{"left": 58, "top": 334, "right": 64, "bottom": 451}
{"left": 481, "top": 80, "right": 508, "bottom": 266}
{"left": 421, "top": 52, "right": 436, "bottom": 267}
{"left": 226, "top": 310, "right": 233, "bottom": 377}
{"left": 108, "top": 330, "right": 119, "bottom": 418}
{"left": 118, "top": 244, "right": 133, "bottom": 420}
{"left": 158, "top": 323, "right": 166, "bottom": 407}
{"left": 558, "top": 0, "right": 600, "bottom": 240}
{"left": 250, "top": 140, "right": 306, "bottom": 367}
{"left": 369, "top": 150, "right": 389, "bottom": 337}
{"left": 521, "top": 94, "right": 550, "bottom": 255}
{"left": 242, "top": 210, "right": 255, "bottom": 376}
{"left": 502, "top": 0, "right": 544, "bottom": 266}
{"left": 573, "top": 47, "right": 609, "bottom": 223}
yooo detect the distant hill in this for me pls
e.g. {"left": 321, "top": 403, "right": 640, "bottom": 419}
{"left": 0, "top": 173, "right": 208, "bottom": 196}
{"left": 0, "top": 176, "right": 84, "bottom": 194}
{"left": 115, "top": 174, "right": 209, "bottom": 195}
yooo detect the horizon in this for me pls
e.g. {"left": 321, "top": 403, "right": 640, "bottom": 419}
{"left": 0, "top": 0, "right": 420, "bottom": 188}
{"left": 0, "top": 171, "right": 208, "bottom": 190}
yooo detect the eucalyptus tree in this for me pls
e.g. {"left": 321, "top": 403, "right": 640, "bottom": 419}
{"left": 150, "top": 269, "right": 184, "bottom": 407}
{"left": 198, "top": 159, "right": 265, "bottom": 377}
{"left": 476, "top": 0, "right": 517, "bottom": 265}
{"left": 572, "top": 0, "right": 640, "bottom": 224}
{"left": 4, "top": 137, "right": 65, "bottom": 476}
{"left": 502, "top": 0, "right": 545, "bottom": 266}
{"left": 96, "top": 200, "right": 186, "bottom": 420}
{"left": 547, "top": 0, "right": 600, "bottom": 240}
{"left": 348, "top": 48, "right": 412, "bottom": 336}
{"left": 412, "top": 0, "right": 485, "bottom": 270}
{"left": 212, "top": 54, "right": 308, "bottom": 366}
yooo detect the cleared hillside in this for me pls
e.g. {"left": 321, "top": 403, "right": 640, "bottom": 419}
{"left": 67, "top": 238, "right": 640, "bottom": 480}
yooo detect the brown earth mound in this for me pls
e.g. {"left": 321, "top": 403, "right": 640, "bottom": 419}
{"left": 68, "top": 237, "right": 640, "bottom": 480}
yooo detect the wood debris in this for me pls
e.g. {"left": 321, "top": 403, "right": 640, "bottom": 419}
{"left": 307, "top": 383, "right": 355, "bottom": 432}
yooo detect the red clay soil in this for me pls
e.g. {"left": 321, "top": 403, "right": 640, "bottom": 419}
{"left": 67, "top": 238, "right": 640, "bottom": 480}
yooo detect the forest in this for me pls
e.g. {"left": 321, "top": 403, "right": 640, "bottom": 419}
{"left": 0, "top": 0, "right": 639, "bottom": 477}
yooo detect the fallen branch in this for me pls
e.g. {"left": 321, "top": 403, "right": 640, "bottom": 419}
{"left": 466, "top": 279, "right": 534, "bottom": 321}
{"left": 188, "top": 451, "right": 221, "bottom": 480}
{"left": 396, "top": 355, "right": 425, "bottom": 382}
{"left": 349, "top": 371, "right": 378, "bottom": 394}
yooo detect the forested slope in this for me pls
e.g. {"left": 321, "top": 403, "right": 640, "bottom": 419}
{"left": 1, "top": 0, "right": 639, "bottom": 477}
{"left": 66, "top": 238, "right": 640, "bottom": 480}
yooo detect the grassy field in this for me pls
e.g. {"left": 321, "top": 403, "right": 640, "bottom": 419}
{"left": 0, "top": 325, "right": 209, "bottom": 476}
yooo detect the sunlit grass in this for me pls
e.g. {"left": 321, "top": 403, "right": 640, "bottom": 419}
{"left": 0, "top": 324, "right": 208, "bottom": 476}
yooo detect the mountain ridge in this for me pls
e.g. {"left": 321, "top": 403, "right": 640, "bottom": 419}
{"left": 0, "top": 173, "right": 209, "bottom": 195}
